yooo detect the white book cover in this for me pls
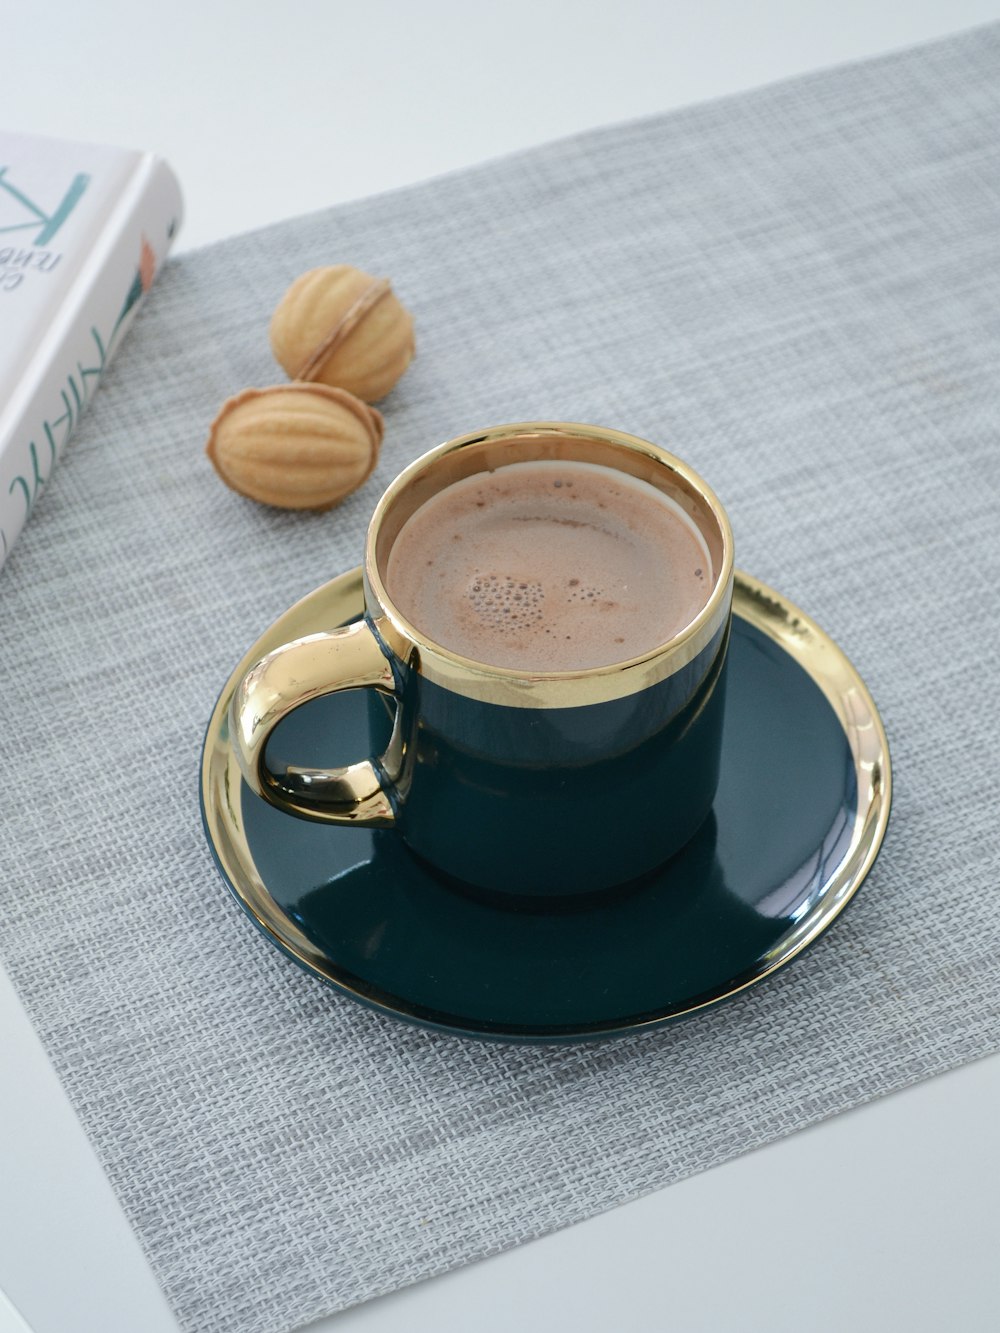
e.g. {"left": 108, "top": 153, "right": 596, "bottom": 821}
{"left": 0, "top": 130, "right": 183, "bottom": 568}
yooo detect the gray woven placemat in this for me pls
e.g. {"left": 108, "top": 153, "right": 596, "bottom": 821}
{"left": 3, "top": 24, "right": 1000, "bottom": 1333}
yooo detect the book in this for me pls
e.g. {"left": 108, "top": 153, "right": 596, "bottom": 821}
{"left": 0, "top": 130, "right": 183, "bottom": 569}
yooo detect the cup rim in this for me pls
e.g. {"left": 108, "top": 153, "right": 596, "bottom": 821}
{"left": 364, "top": 421, "right": 735, "bottom": 708}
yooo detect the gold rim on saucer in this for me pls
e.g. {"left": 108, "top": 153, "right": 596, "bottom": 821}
{"left": 200, "top": 569, "right": 891, "bottom": 1038}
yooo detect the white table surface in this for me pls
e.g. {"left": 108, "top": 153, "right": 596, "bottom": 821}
{"left": 3, "top": 4, "right": 999, "bottom": 1331}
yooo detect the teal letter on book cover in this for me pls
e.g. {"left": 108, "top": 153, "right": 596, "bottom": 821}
{"left": 0, "top": 167, "right": 90, "bottom": 245}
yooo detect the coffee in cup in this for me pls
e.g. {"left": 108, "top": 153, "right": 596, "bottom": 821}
{"left": 229, "top": 423, "right": 734, "bottom": 897}
{"left": 384, "top": 460, "right": 713, "bottom": 672}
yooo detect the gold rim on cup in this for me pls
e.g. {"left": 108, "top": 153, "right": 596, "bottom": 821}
{"left": 364, "top": 421, "right": 735, "bottom": 708}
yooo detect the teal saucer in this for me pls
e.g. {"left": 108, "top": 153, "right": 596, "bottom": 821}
{"left": 200, "top": 570, "right": 890, "bottom": 1043}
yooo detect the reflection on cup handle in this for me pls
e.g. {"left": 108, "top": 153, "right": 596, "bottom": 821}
{"left": 228, "top": 621, "right": 398, "bottom": 827}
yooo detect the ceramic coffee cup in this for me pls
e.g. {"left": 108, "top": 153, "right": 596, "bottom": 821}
{"left": 229, "top": 422, "right": 734, "bottom": 897}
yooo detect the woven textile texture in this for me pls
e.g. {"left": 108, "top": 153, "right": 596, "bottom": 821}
{"left": 2, "top": 24, "right": 999, "bottom": 1333}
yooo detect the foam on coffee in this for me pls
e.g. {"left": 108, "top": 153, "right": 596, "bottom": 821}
{"left": 383, "top": 460, "right": 713, "bottom": 671}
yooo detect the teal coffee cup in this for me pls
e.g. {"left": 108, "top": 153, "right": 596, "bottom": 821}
{"left": 229, "top": 422, "right": 735, "bottom": 897}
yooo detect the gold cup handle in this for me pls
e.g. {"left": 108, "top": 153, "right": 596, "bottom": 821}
{"left": 228, "top": 621, "right": 398, "bottom": 827}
